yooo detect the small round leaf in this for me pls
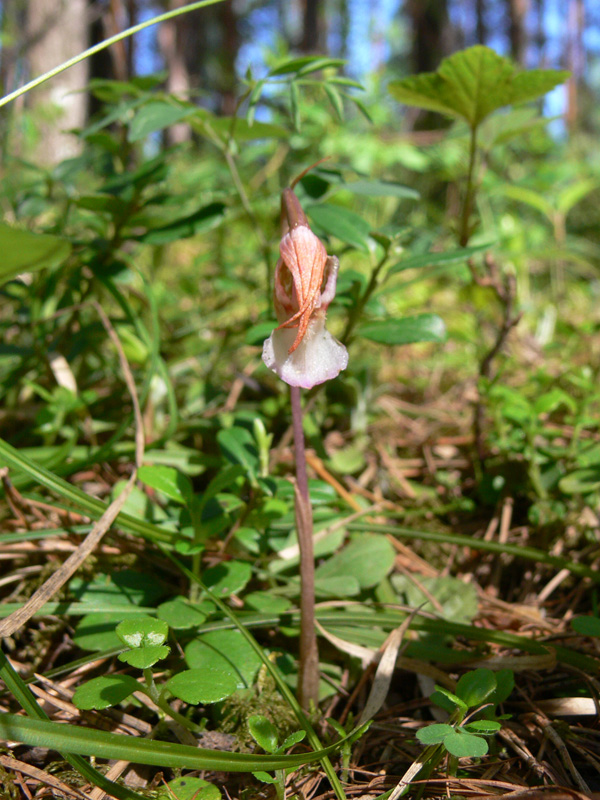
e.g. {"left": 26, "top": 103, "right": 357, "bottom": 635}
{"left": 416, "top": 724, "right": 453, "bottom": 745}
{"left": 248, "top": 715, "right": 279, "bottom": 753}
{"left": 443, "top": 730, "right": 489, "bottom": 758}
{"left": 73, "top": 675, "right": 139, "bottom": 710}
{"left": 116, "top": 616, "right": 169, "bottom": 648}
{"left": 166, "top": 668, "right": 238, "bottom": 705}
{"left": 118, "top": 645, "right": 170, "bottom": 669}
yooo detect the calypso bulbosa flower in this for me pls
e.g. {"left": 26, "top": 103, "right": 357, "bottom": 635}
{"left": 262, "top": 187, "right": 348, "bottom": 388}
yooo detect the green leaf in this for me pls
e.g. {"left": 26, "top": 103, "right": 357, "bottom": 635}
{"left": 73, "top": 675, "right": 140, "bottom": 710}
{"left": 336, "top": 180, "right": 419, "bottom": 200}
{"left": 157, "top": 777, "right": 220, "bottom": 800}
{"left": 280, "top": 730, "right": 306, "bottom": 750}
{"left": 430, "top": 687, "right": 468, "bottom": 714}
{"left": 157, "top": 597, "right": 210, "bottom": 630}
{"left": 559, "top": 467, "right": 600, "bottom": 496}
{"left": 324, "top": 83, "right": 344, "bottom": 121}
{"left": 488, "top": 669, "right": 514, "bottom": 705}
{"left": 202, "top": 560, "right": 252, "bottom": 598}
{"left": 572, "top": 616, "right": 600, "bottom": 637}
{"left": 389, "top": 46, "right": 568, "bottom": 128}
{"left": 73, "top": 611, "right": 144, "bottom": 652}
{"left": 217, "top": 428, "right": 259, "bottom": 479}
{"left": 391, "top": 575, "right": 478, "bottom": 623}
{"left": 118, "top": 645, "right": 170, "bottom": 669}
{"left": 0, "top": 712, "right": 342, "bottom": 771}
{"left": 0, "top": 223, "right": 71, "bottom": 284}
{"left": 443, "top": 730, "right": 489, "bottom": 758}
{"left": 185, "top": 630, "right": 262, "bottom": 689}
{"left": 290, "top": 81, "right": 301, "bottom": 131}
{"left": 269, "top": 56, "right": 346, "bottom": 77}
{"left": 416, "top": 723, "right": 453, "bottom": 745}
{"left": 463, "top": 720, "right": 502, "bottom": 734}
{"left": 359, "top": 314, "right": 446, "bottom": 345}
{"left": 456, "top": 669, "right": 497, "bottom": 708}
{"left": 137, "top": 465, "right": 194, "bottom": 506}
{"left": 166, "top": 667, "right": 238, "bottom": 705}
{"left": 116, "top": 616, "right": 169, "bottom": 648}
{"left": 306, "top": 203, "right": 371, "bottom": 252}
{"left": 314, "top": 534, "right": 395, "bottom": 590}
{"left": 128, "top": 102, "right": 194, "bottom": 142}
{"left": 387, "top": 243, "right": 490, "bottom": 277}
{"left": 248, "top": 715, "right": 279, "bottom": 753}
{"left": 137, "top": 202, "right": 226, "bottom": 245}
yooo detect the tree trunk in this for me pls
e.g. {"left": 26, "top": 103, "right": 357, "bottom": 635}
{"left": 476, "top": 0, "right": 487, "bottom": 45}
{"left": 158, "top": 0, "right": 192, "bottom": 143}
{"left": 25, "top": 0, "right": 89, "bottom": 164}
{"left": 406, "top": 0, "right": 451, "bottom": 74}
{"left": 507, "top": 0, "right": 528, "bottom": 65}
{"left": 566, "top": 0, "right": 585, "bottom": 132}
{"left": 301, "top": 0, "right": 324, "bottom": 53}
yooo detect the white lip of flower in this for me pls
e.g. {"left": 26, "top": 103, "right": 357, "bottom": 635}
{"left": 262, "top": 192, "right": 348, "bottom": 389}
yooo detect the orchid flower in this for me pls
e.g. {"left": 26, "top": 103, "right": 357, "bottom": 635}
{"left": 262, "top": 188, "right": 348, "bottom": 389}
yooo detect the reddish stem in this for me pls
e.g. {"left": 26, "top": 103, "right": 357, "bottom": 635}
{"left": 290, "top": 385, "right": 319, "bottom": 710}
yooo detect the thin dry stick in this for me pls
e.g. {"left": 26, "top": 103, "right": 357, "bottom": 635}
{"left": 0, "top": 301, "right": 145, "bottom": 638}
{"left": 290, "top": 385, "right": 319, "bottom": 710}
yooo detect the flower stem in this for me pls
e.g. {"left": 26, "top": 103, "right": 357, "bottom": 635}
{"left": 290, "top": 385, "right": 319, "bottom": 710}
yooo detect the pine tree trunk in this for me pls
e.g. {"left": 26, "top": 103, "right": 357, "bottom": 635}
{"left": 25, "top": 0, "right": 89, "bottom": 164}
{"left": 507, "top": 0, "right": 528, "bottom": 65}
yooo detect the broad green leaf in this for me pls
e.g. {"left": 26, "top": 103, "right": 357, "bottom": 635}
{"left": 70, "top": 570, "right": 166, "bottom": 608}
{"left": 269, "top": 56, "right": 346, "bottom": 76}
{"left": 497, "top": 184, "right": 554, "bottom": 218}
{"left": 557, "top": 178, "right": 597, "bottom": 215}
{"left": 137, "top": 202, "right": 226, "bottom": 245}
{"left": 335, "top": 180, "right": 419, "bottom": 200}
{"left": 248, "top": 715, "right": 279, "bottom": 753}
{"left": 443, "top": 730, "right": 489, "bottom": 758}
{"left": 197, "top": 114, "right": 288, "bottom": 141}
{"left": 116, "top": 616, "right": 169, "bottom": 648}
{"left": 532, "top": 388, "right": 577, "bottom": 416}
{"left": 430, "top": 687, "right": 468, "bottom": 714}
{"left": 392, "top": 575, "right": 478, "bottom": 623}
{"left": 0, "top": 223, "right": 71, "bottom": 283}
{"left": 118, "top": 645, "right": 170, "bottom": 669}
{"left": 244, "top": 592, "right": 293, "bottom": 614}
{"left": 389, "top": 46, "right": 568, "bottom": 128}
{"left": 558, "top": 468, "right": 600, "bottom": 495}
{"left": 387, "top": 243, "right": 490, "bottom": 277}
{"left": 185, "top": 630, "right": 262, "bottom": 689}
{"left": 157, "top": 777, "right": 220, "bottom": 800}
{"left": 128, "top": 102, "right": 195, "bottom": 142}
{"left": 359, "top": 314, "right": 446, "bottom": 345}
{"left": 73, "top": 611, "right": 144, "bottom": 652}
{"left": 166, "top": 667, "right": 238, "bottom": 704}
{"left": 217, "top": 428, "right": 258, "bottom": 478}
{"left": 280, "top": 730, "right": 306, "bottom": 750}
{"left": 137, "top": 465, "right": 194, "bottom": 505}
{"left": 202, "top": 560, "right": 252, "bottom": 597}
{"left": 324, "top": 83, "right": 344, "bottom": 121}
{"left": 572, "top": 616, "right": 600, "bottom": 637}
{"left": 314, "top": 534, "right": 394, "bottom": 590}
{"left": 416, "top": 723, "right": 453, "bottom": 745}
{"left": 157, "top": 597, "right": 211, "bottom": 630}
{"left": 73, "top": 675, "right": 140, "bottom": 710}
{"left": 306, "top": 203, "right": 371, "bottom": 252}
{"left": 488, "top": 669, "right": 515, "bottom": 705}
{"left": 456, "top": 669, "right": 497, "bottom": 708}
{"left": 464, "top": 720, "right": 502, "bottom": 734}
